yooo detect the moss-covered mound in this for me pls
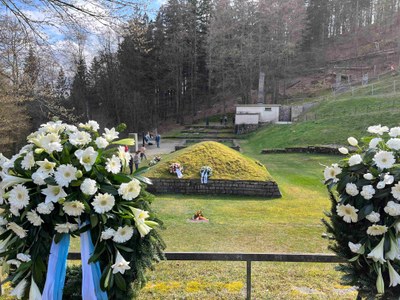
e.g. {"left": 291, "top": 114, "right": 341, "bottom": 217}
{"left": 145, "top": 141, "right": 273, "bottom": 181}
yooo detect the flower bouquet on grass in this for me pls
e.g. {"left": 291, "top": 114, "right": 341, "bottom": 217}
{"left": 169, "top": 163, "right": 183, "bottom": 178}
{"left": 148, "top": 156, "right": 161, "bottom": 166}
{"left": 200, "top": 166, "right": 212, "bottom": 184}
{"left": 0, "top": 120, "right": 165, "bottom": 299}
{"left": 323, "top": 125, "right": 400, "bottom": 299}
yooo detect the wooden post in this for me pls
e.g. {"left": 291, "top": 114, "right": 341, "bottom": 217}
{"left": 246, "top": 261, "right": 252, "bottom": 300}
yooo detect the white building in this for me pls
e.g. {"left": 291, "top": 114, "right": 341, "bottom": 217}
{"left": 235, "top": 104, "right": 281, "bottom": 125}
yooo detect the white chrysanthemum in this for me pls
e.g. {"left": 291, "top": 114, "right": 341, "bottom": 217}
{"left": 10, "top": 206, "right": 20, "bottom": 216}
{"left": 113, "top": 225, "right": 134, "bottom": 243}
{"left": 323, "top": 164, "right": 342, "bottom": 182}
{"left": 41, "top": 185, "right": 67, "bottom": 203}
{"left": 69, "top": 131, "right": 92, "bottom": 146}
{"left": 37, "top": 202, "right": 54, "bottom": 215}
{"left": 7, "top": 222, "right": 27, "bottom": 238}
{"left": 366, "top": 211, "right": 380, "bottom": 223}
{"left": 338, "top": 147, "right": 348, "bottom": 154}
{"left": 54, "top": 164, "right": 78, "bottom": 187}
{"left": 21, "top": 152, "right": 35, "bottom": 170}
{"left": 348, "top": 242, "right": 364, "bottom": 254}
{"left": 392, "top": 183, "right": 400, "bottom": 200}
{"left": 360, "top": 185, "right": 375, "bottom": 200}
{"left": 103, "top": 127, "right": 119, "bottom": 142}
{"left": 41, "top": 133, "right": 63, "bottom": 153}
{"left": 118, "top": 178, "right": 141, "bottom": 200}
{"left": 17, "top": 253, "right": 31, "bottom": 262}
{"left": 367, "top": 225, "right": 388, "bottom": 236}
{"left": 10, "top": 278, "right": 27, "bottom": 299}
{"left": 368, "top": 124, "right": 389, "bottom": 135}
{"left": 31, "top": 171, "right": 47, "bottom": 185}
{"left": 111, "top": 251, "right": 130, "bottom": 274}
{"left": 363, "top": 173, "right": 374, "bottom": 180}
{"left": 63, "top": 201, "right": 85, "bottom": 216}
{"left": 64, "top": 124, "right": 78, "bottom": 133}
{"left": 336, "top": 204, "right": 358, "bottom": 223}
{"left": 95, "top": 137, "right": 109, "bottom": 149}
{"left": 387, "top": 138, "right": 400, "bottom": 150}
{"left": 345, "top": 183, "right": 359, "bottom": 196}
{"left": 347, "top": 137, "right": 358, "bottom": 146}
{"left": 384, "top": 201, "right": 400, "bottom": 216}
{"left": 384, "top": 174, "right": 395, "bottom": 185}
{"left": 26, "top": 211, "right": 43, "bottom": 226}
{"left": 7, "top": 259, "right": 21, "bottom": 268}
{"left": 377, "top": 181, "right": 386, "bottom": 189}
{"left": 373, "top": 151, "right": 395, "bottom": 169}
{"left": 348, "top": 154, "right": 363, "bottom": 166}
{"left": 36, "top": 159, "right": 56, "bottom": 174}
{"left": 55, "top": 222, "right": 79, "bottom": 233}
{"left": 92, "top": 193, "right": 115, "bottom": 214}
{"left": 39, "top": 120, "right": 64, "bottom": 134}
{"left": 101, "top": 228, "right": 116, "bottom": 241}
{"left": 8, "top": 184, "right": 30, "bottom": 209}
{"left": 389, "top": 127, "right": 400, "bottom": 137}
{"left": 79, "top": 120, "right": 100, "bottom": 131}
{"left": 105, "top": 155, "right": 121, "bottom": 174}
{"left": 369, "top": 137, "right": 382, "bottom": 149}
{"left": 80, "top": 178, "right": 98, "bottom": 195}
{"left": 75, "top": 147, "right": 98, "bottom": 171}
{"left": 131, "top": 207, "right": 153, "bottom": 237}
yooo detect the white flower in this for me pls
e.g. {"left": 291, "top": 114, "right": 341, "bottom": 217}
{"left": 79, "top": 120, "right": 99, "bottom": 131}
{"left": 63, "top": 201, "right": 85, "bottom": 216}
{"left": 111, "top": 251, "right": 130, "bottom": 274}
{"left": 8, "top": 184, "right": 30, "bottom": 209}
{"left": 369, "top": 137, "right": 382, "bottom": 149}
{"left": 388, "top": 261, "right": 400, "bottom": 287}
{"left": 21, "top": 152, "right": 35, "bottom": 170}
{"left": 392, "top": 183, "right": 400, "bottom": 200}
{"left": 17, "top": 253, "right": 31, "bottom": 262}
{"left": 336, "top": 204, "right": 358, "bottom": 223}
{"left": 113, "top": 225, "right": 134, "bottom": 243}
{"left": 69, "top": 131, "right": 92, "bottom": 146}
{"left": 41, "top": 185, "right": 67, "bottom": 203}
{"left": 131, "top": 207, "right": 153, "bottom": 237}
{"left": 80, "top": 178, "right": 98, "bottom": 195}
{"left": 95, "top": 137, "right": 109, "bottom": 149}
{"left": 7, "top": 259, "right": 21, "bottom": 268}
{"left": 41, "top": 133, "right": 63, "bottom": 153}
{"left": 92, "top": 193, "right": 115, "bottom": 214}
{"left": 338, "top": 147, "right": 348, "bottom": 154}
{"left": 396, "top": 222, "right": 400, "bottom": 233}
{"left": 26, "top": 211, "right": 43, "bottom": 226}
{"left": 363, "top": 173, "right": 374, "bottom": 180}
{"left": 323, "top": 164, "right": 342, "bottom": 182}
{"left": 385, "top": 236, "right": 400, "bottom": 261}
{"left": 384, "top": 201, "right": 400, "bottom": 216}
{"left": 368, "top": 124, "right": 389, "bottom": 135}
{"left": 55, "top": 222, "right": 79, "bottom": 233}
{"left": 54, "top": 164, "right": 78, "bottom": 187}
{"left": 7, "top": 222, "right": 27, "bottom": 238}
{"left": 367, "top": 237, "right": 386, "bottom": 263}
{"left": 103, "top": 127, "right": 119, "bottom": 142}
{"left": 10, "top": 278, "right": 28, "bottom": 299}
{"left": 0, "top": 172, "right": 31, "bottom": 191}
{"left": 360, "top": 185, "right": 375, "bottom": 200}
{"left": 347, "top": 137, "right": 358, "bottom": 146}
{"left": 384, "top": 174, "right": 395, "bottom": 185}
{"left": 348, "top": 154, "right": 363, "bottom": 166}
{"left": 387, "top": 138, "right": 400, "bottom": 150}
{"left": 10, "top": 206, "right": 20, "bottom": 216}
{"left": 75, "top": 147, "right": 98, "bottom": 171}
{"left": 0, "top": 216, "right": 8, "bottom": 226}
{"left": 101, "top": 228, "right": 115, "bottom": 241}
{"left": 377, "top": 181, "right": 386, "bottom": 189}
{"left": 105, "top": 155, "right": 121, "bottom": 174}
{"left": 366, "top": 211, "right": 380, "bottom": 223}
{"left": 118, "top": 179, "right": 141, "bottom": 200}
{"left": 29, "top": 277, "right": 42, "bottom": 300}
{"left": 348, "top": 242, "right": 364, "bottom": 254}
{"left": 36, "top": 159, "right": 56, "bottom": 174}
{"left": 31, "top": 171, "right": 48, "bottom": 185}
{"left": 37, "top": 202, "right": 54, "bottom": 214}
{"left": 374, "top": 150, "right": 396, "bottom": 170}
{"left": 367, "top": 225, "right": 388, "bottom": 236}
{"left": 389, "top": 127, "right": 400, "bottom": 137}
{"left": 345, "top": 183, "right": 359, "bottom": 196}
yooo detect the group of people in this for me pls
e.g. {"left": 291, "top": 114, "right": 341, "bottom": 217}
{"left": 125, "top": 144, "right": 147, "bottom": 173}
{"left": 143, "top": 132, "right": 161, "bottom": 148}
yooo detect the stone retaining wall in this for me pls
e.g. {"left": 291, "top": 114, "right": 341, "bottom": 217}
{"left": 261, "top": 145, "right": 356, "bottom": 155}
{"left": 147, "top": 178, "right": 281, "bottom": 197}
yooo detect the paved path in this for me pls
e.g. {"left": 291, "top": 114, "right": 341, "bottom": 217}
{"left": 144, "top": 139, "right": 184, "bottom": 157}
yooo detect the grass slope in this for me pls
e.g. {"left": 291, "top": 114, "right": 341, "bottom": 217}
{"left": 144, "top": 141, "right": 272, "bottom": 181}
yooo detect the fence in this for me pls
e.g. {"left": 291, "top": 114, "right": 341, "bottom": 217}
{"left": 66, "top": 251, "right": 345, "bottom": 300}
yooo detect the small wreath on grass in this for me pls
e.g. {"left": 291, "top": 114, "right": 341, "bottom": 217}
{"left": 0, "top": 120, "right": 165, "bottom": 299}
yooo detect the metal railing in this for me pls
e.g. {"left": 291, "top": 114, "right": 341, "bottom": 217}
{"left": 68, "top": 251, "right": 345, "bottom": 300}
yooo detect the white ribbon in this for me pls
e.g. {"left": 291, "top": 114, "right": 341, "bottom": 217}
{"left": 176, "top": 169, "right": 183, "bottom": 178}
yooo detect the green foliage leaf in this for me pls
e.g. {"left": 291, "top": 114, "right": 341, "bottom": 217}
{"left": 114, "top": 272, "right": 127, "bottom": 291}
{"left": 135, "top": 175, "right": 152, "bottom": 185}
{"left": 100, "top": 265, "right": 111, "bottom": 290}
{"left": 115, "top": 244, "right": 134, "bottom": 253}
{"left": 44, "top": 176, "right": 58, "bottom": 186}
{"left": 112, "top": 173, "right": 132, "bottom": 183}
{"left": 88, "top": 243, "right": 106, "bottom": 264}
{"left": 100, "top": 184, "right": 118, "bottom": 195}
{"left": 111, "top": 138, "right": 135, "bottom": 146}
{"left": 90, "top": 214, "right": 99, "bottom": 228}
{"left": 357, "top": 204, "right": 374, "bottom": 220}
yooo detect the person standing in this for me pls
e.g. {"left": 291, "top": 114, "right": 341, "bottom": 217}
{"left": 139, "top": 144, "right": 147, "bottom": 160}
{"left": 132, "top": 151, "right": 141, "bottom": 171}
{"left": 155, "top": 133, "right": 161, "bottom": 148}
